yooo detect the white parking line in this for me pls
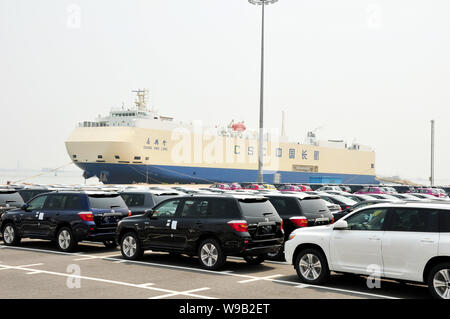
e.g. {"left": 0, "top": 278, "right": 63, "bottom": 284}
{"left": 0, "top": 245, "right": 399, "bottom": 299}
{"left": 15, "top": 263, "right": 44, "bottom": 268}
{"left": 238, "top": 274, "right": 283, "bottom": 284}
{"left": 137, "top": 283, "right": 155, "bottom": 287}
{"left": 0, "top": 263, "right": 215, "bottom": 299}
{"left": 228, "top": 256, "right": 288, "bottom": 265}
{"left": 149, "top": 287, "right": 211, "bottom": 299}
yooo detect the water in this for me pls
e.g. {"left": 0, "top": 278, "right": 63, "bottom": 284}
{"left": 0, "top": 169, "right": 101, "bottom": 186}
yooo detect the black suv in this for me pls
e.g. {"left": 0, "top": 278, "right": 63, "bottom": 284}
{"left": 0, "top": 191, "right": 130, "bottom": 251}
{"left": 116, "top": 194, "right": 284, "bottom": 270}
{"left": 264, "top": 193, "right": 333, "bottom": 260}
{"left": 119, "top": 189, "right": 182, "bottom": 215}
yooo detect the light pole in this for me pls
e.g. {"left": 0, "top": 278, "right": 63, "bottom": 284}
{"left": 430, "top": 120, "right": 435, "bottom": 187}
{"left": 248, "top": 0, "right": 278, "bottom": 183}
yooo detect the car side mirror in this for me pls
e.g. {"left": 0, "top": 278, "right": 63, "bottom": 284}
{"left": 144, "top": 209, "right": 154, "bottom": 217}
{"left": 333, "top": 219, "right": 348, "bottom": 230}
{"left": 21, "top": 204, "right": 29, "bottom": 211}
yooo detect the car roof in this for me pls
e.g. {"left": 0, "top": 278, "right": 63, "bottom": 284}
{"left": 119, "top": 189, "right": 182, "bottom": 196}
{"left": 262, "top": 192, "right": 321, "bottom": 200}
{"left": 176, "top": 193, "right": 267, "bottom": 201}
{"left": 359, "top": 201, "right": 450, "bottom": 210}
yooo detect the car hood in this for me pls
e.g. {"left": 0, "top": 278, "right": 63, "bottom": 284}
{"left": 292, "top": 224, "right": 332, "bottom": 235}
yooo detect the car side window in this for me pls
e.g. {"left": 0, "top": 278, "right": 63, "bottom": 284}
{"left": 180, "top": 199, "right": 209, "bottom": 218}
{"left": 387, "top": 208, "right": 439, "bottom": 232}
{"left": 153, "top": 199, "right": 180, "bottom": 217}
{"left": 345, "top": 208, "right": 387, "bottom": 231}
{"left": 27, "top": 195, "right": 48, "bottom": 211}
{"left": 63, "top": 195, "right": 81, "bottom": 210}
{"left": 43, "top": 195, "right": 65, "bottom": 210}
{"left": 441, "top": 211, "right": 450, "bottom": 232}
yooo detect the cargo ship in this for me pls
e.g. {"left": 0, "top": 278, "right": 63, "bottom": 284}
{"left": 65, "top": 90, "right": 377, "bottom": 185}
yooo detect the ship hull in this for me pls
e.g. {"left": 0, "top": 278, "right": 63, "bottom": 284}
{"left": 74, "top": 162, "right": 378, "bottom": 185}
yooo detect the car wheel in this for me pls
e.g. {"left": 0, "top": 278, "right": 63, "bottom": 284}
{"left": 56, "top": 227, "right": 77, "bottom": 252}
{"left": 2, "top": 223, "right": 21, "bottom": 246}
{"left": 428, "top": 263, "right": 450, "bottom": 299}
{"left": 243, "top": 254, "right": 266, "bottom": 265}
{"left": 295, "top": 248, "right": 329, "bottom": 284}
{"left": 103, "top": 240, "right": 118, "bottom": 248}
{"left": 267, "top": 245, "right": 285, "bottom": 261}
{"left": 198, "top": 238, "right": 225, "bottom": 270}
{"left": 120, "top": 232, "right": 143, "bottom": 260}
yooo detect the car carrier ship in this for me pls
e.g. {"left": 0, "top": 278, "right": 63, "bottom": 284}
{"left": 65, "top": 90, "right": 377, "bottom": 185}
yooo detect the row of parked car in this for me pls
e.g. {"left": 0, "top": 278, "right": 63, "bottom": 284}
{"left": 209, "top": 182, "right": 450, "bottom": 198}
{"left": 1, "top": 183, "right": 450, "bottom": 299}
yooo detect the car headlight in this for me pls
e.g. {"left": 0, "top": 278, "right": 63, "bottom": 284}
{"left": 288, "top": 233, "right": 296, "bottom": 240}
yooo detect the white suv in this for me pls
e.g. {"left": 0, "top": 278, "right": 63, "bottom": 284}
{"left": 284, "top": 202, "right": 450, "bottom": 299}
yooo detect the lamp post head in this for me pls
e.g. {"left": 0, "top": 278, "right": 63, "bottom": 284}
{"left": 248, "top": 0, "right": 278, "bottom": 5}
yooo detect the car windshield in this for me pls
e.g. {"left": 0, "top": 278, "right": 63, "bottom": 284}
{"left": 298, "top": 198, "right": 330, "bottom": 217}
{"left": 238, "top": 198, "right": 278, "bottom": 218}
{"left": 0, "top": 192, "right": 24, "bottom": 206}
{"left": 88, "top": 194, "right": 127, "bottom": 210}
{"left": 330, "top": 195, "right": 357, "bottom": 205}
{"left": 121, "top": 193, "right": 145, "bottom": 207}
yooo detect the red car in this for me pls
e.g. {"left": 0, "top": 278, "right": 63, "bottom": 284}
{"left": 244, "top": 184, "right": 265, "bottom": 190}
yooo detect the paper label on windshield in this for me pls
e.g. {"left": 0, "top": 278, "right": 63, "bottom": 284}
{"left": 171, "top": 221, "right": 177, "bottom": 230}
{"left": 38, "top": 213, "right": 44, "bottom": 220}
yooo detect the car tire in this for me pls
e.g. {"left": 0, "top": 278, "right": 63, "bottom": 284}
{"left": 56, "top": 227, "right": 77, "bottom": 252}
{"left": 198, "top": 238, "right": 226, "bottom": 270}
{"left": 243, "top": 254, "right": 266, "bottom": 265}
{"left": 103, "top": 240, "right": 118, "bottom": 248}
{"left": 267, "top": 245, "right": 285, "bottom": 261}
{"left": 2, "top": 223, "right": 21, "bottom": 246}
{"left": 120, "top": 232, "right": 143, "bottom": 260}
{"left": 428, "top": 262, "right": 450, "bottom": 299}
{"left": 295, "top": 248, "right": 330, "bottom": 284}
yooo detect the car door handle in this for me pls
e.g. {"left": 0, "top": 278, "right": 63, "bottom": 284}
{"left": 420, "top": 238, "right": 434, "bottom": 243}
{"left": 368, "top": 236, "right": 380, "bottom": 241}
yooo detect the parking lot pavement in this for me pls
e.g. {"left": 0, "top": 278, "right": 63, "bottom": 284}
{"left": 0, "top": 240, "right": 430, "bottom": 299}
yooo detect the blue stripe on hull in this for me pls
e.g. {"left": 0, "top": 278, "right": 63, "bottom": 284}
{"left": 75, "top": 162, "right": 378, "bottom": 185}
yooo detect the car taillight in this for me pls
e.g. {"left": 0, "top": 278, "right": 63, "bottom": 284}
{"left": 227, "top": 220, "right": 248, "bottom": 232}
{"left": 128, "top": 210, "right": 132, "bottom": 216}
{"left": 290, "top": 216, "right": 308, "bottom": 227}
{"left": 78, "top": 212, "right": 94, "bottom": 222}
{"left": 332, "top": 216, "right": 335, "bottom": 224}
{"left": 339, "top": 207, "right": 342, "bottom": 211}
{"left": 280, "top": 220, "right": 283, "bottom": 231}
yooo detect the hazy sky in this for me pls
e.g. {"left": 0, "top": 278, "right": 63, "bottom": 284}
{"left": 1, "top": 0, "right": 450, "bottom": 184}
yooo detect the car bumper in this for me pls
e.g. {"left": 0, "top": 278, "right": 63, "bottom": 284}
{"left": 284, "top": 239, "right": 296, "bottom": 265}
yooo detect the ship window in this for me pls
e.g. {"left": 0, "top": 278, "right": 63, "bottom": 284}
{"left": 72, "top": 154, "right": 77, "bottom": 158}
{"left": 97, "top": 155, "right": 103, "bottom": 159}
{"left": 145, "top": 157, "right": 149, "bottom": 160}
{"left": 134, "top": 156, "right": 141, "bottom": 160}
{"left": 371, "top": 164, "right": 375, "bottom": 168}
{"left": 276, "top": 148, "right": 282, "bottom": 158}
{"left": 115, "top": 155, "right": 120, "bottom": 159}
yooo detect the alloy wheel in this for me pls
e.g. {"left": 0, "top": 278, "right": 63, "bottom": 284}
{"left": 299, "top": 253, "right": 322, "bottom": 280}
{"left": 3, "top": 225, "right": 15, "bottom": 244}
{"left": 433, "top": 269, "right": 450, "bottom": 299}
{"left": 58, "top": 230, "right": 71, "bottom": 250}
{"left": 200, "top": 243, "right": 218, "bottom": 267}
{"left": 122, "top": 236, "right": 137, "bottom": 258}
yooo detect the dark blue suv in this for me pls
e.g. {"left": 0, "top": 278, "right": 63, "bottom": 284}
{"left": 0, "top": 191, "right": 130, "bottom": 251}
